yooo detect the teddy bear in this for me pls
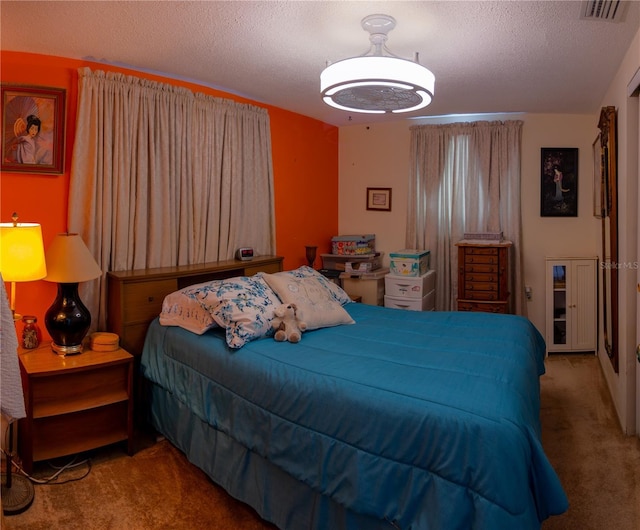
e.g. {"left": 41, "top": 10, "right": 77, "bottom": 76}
{"left": 271, "top": 303, "right": 307, "bottom": 343}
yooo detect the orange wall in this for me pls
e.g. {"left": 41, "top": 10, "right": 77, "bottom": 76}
{"left": 1, "top": 52, "right": 338, "bottom": 335}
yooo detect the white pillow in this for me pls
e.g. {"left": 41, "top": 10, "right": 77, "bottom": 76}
{"left": 262, "top": 273, "right": 354, "bottom": 331}
{"left": 259, "top": 265, "right": 352, "bottom": 306}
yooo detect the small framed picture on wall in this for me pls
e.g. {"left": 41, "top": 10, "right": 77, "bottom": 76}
{"left": 540, "top": 147, "right": 578, "bottom": 217}
{"left": 1, "top": 85, "right": 66, "bottom": 174}
{"left": 366, "top": 187, "right": 392, "bottom": 211}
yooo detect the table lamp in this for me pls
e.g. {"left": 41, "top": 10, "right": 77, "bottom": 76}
{"left": 0, "top": 214, "right": 47, "bottom": 320}
{"left": 44, "top": 233, "right": 101, "bottom": 355}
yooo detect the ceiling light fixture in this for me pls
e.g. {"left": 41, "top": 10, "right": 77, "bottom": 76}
{"left": 320, "top": 14, "right": 435, "bottom": 114}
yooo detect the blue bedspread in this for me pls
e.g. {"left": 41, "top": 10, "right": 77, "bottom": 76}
{"left": 141, "top": 303, "right": 568, "bottom": 529}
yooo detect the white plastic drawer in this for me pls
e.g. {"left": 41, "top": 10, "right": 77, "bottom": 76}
{"left": 385, "top": 270, "right": 436, "bottom": 299}
{"left": 384, "top": 290, "right": 435, "bottom": 311}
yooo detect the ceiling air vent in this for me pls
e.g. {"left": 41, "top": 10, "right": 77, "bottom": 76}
{"left": 580, "top": 0, "right": 628, "bottom": 22}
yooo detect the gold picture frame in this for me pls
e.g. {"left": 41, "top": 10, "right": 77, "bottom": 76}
{"left": 1, "top": 84, "right": 66, "bottom": 174}
{"left": 598, "top": 106, "right": 618, "bottom": 372}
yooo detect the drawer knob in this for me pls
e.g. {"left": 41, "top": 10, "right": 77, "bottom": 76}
{"left": 148, "top": 296, "right": 155, "bottom": 302}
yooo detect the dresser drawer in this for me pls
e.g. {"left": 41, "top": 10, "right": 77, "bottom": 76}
{"left": 464, "top": 272, "right": 498, "bottom": 283}
{"left": 385, "top": 270, "right": 436, "bottom": 299}
{"left": 123, "top": 279, "right": 177, "bottom": 323}
{"left": 464, "top": 247, "right": 498, "bottom": 256}
{"left": 464, "top": 254, "right": 498, "bottom": 265}
{"left": 457, "top": 300, "right": 508, "bottom": 313}
{"left": 461, "top": 287, "right": 499, "bottom": 301}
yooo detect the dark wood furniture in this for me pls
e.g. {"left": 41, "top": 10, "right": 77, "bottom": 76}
{"left": 106, "top": 255, "right": 284, "bottom": 357}
{"left": 456, "top": 240, "right": 512, "bottom": 314}
{"left": 18, "top": 343, "right": 133, "bottom": 473}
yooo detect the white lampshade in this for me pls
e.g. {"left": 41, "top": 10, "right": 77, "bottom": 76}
{"left": 44, "top": 233, "right": 101, "bottom": 284}
{"left": 0, "top": 222, "right": 47, "bottom": 282}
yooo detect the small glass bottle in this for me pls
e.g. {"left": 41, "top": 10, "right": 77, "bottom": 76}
{"left": 21, "top": 315, "right": 42, "bottom": 349}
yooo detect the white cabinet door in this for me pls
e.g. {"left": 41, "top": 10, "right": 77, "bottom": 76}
{"left": 545, "top": 258, "right": 597, "bottom": 353}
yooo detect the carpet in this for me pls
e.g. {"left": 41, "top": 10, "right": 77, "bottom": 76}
{"left": 540, "top": 354, "right": 640, "bottom": 530}
{"left": 2, "top": 437, "right": 275, "bottom": 530}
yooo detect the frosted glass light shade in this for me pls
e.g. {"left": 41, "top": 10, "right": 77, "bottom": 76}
{"left": 0, "top": 223, "right": 47, "bottom": 282}
{"left": 321, "top": 56, "right": 435, "bottom": 114}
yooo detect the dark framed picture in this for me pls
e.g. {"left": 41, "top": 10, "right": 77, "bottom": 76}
{"left": 540, "top": 147, "right": 578, "bottom": 217}
{"left": 366, "top": 187, "right": 392, "bottom": 211}
{"left": 1, "top": 85, "right": 66, "bottom": 174}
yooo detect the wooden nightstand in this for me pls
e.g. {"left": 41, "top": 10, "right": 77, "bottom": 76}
{"left": 18, "top": 342, "right": 134, "bottom": 473}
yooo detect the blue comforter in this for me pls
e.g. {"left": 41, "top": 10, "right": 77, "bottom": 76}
{"left": 141, "top": 303, "right": 568, "bottom": 529}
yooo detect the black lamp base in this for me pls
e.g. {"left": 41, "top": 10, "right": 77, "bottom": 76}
{"left": 45, "top": 282, "right": 91, "bottom": 356}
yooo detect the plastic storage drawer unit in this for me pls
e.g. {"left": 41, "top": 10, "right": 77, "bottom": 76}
{"left": 385, "top": 270, "right": 436, "bottom": 299}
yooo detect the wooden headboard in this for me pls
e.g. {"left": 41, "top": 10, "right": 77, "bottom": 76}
{"left": 106, "top": 255, "right": 283, "bottom": 357}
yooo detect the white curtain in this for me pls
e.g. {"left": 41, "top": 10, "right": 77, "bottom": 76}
{"left": 406, "top": 120, "right": 524, "bottom": 314}
{"left": 68, "top": 68, "right": 276, "bottom": 331}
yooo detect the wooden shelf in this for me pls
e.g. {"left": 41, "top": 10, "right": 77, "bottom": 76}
{"left": 18, "top": 343, "right": 133, "bottom": 473}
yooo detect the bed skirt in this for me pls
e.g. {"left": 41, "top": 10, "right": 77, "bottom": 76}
{"left": 148, "top": 382, "right": 396, "bottom": 530}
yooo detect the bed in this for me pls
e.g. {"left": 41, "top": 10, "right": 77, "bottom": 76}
{"left": 136, "top": 266, "right": 568, "bottom": 530}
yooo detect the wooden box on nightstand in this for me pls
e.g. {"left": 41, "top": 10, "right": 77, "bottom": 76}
{"left": 17, "top": 342, "right": 134, "bottom": 473}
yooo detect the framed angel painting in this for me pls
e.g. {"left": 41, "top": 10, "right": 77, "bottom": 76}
{"left": 1, "top": 85, "right": 66, "bottom": 174}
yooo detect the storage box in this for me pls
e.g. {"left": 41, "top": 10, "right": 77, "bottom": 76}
{"left": 385, "top": 270, "right": 436, "bottom": 299}
{"left": 90, "top": 332, "right": 120, "bottom": 352}
{"left": 339, "top": 268, "right": 389, "bottom": 306}
{"left": 321, "top": 252, "right": 382, "bottom": 272}
{"left": 384, "top": 290, "right": 435, "bottom": 311}
{"left": 389, "top": 249, "right": 430, "bottom": 277}
{"left": 331, "top": 234, "right": 375, "bottom": 255}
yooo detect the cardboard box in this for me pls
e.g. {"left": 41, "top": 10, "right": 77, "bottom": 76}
{"left": 339, "top": 268, "right": 389, "bottom": 306}
{"left": 331, "top": 234, "right": 375, "bottom": 255}
{"left": 389, "top": 249, "right": 430, "bottom": 277}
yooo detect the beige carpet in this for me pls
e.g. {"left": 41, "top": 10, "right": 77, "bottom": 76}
{"left": 3, "top": 354, "right": 639, "bottom": 529}
{"left": 540, "top": 354, "right": 640, "bottom": 530}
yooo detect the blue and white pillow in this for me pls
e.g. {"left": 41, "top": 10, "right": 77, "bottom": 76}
{"left": 209, "top": 276, "right": 282, "bottom": 349}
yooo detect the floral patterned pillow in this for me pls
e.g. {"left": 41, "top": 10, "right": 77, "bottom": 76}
{"left": 209, "top": 276, "right": 282, "bottom": 349}
{"left": 159, "top": 282, "right": 219, "bottom": 334}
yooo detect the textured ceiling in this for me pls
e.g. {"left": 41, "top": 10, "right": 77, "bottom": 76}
{"left": 1, "top": 1, "right": 639, "bottom": 126}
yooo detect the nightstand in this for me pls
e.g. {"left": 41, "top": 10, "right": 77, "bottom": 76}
{"left": 18, "top": 342, "right": 134, "bottom": 473}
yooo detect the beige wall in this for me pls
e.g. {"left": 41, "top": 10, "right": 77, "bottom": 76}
{"left": 598, "top": 26, "right": 640, "bottom": 435}
{"left": 338, "top": 113, "right": 600, "bottom": 339}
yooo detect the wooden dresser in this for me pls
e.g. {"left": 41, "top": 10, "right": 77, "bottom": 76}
{"left": 456, "top": 240, "right": 512, "bottom": 314}
{"left": 107, "top": 255, "right": 283, "bottom": 357}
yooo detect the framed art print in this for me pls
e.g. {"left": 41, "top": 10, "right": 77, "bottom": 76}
{"left": 540, "top": 147, "right": 578, "bottom": 217}
{"left": 366, "top": 187, "right": 392, "bottom": 211}
{"left": 1, "top": 85, "right": 66, "bottom": 174}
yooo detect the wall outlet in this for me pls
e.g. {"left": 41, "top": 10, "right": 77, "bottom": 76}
{"left": 525, "top": 285, "right": 532, "bottom": 300}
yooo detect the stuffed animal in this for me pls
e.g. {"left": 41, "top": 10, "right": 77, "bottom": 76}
{"left": 271, "top": 303, "right": 307, "bottom": 343}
